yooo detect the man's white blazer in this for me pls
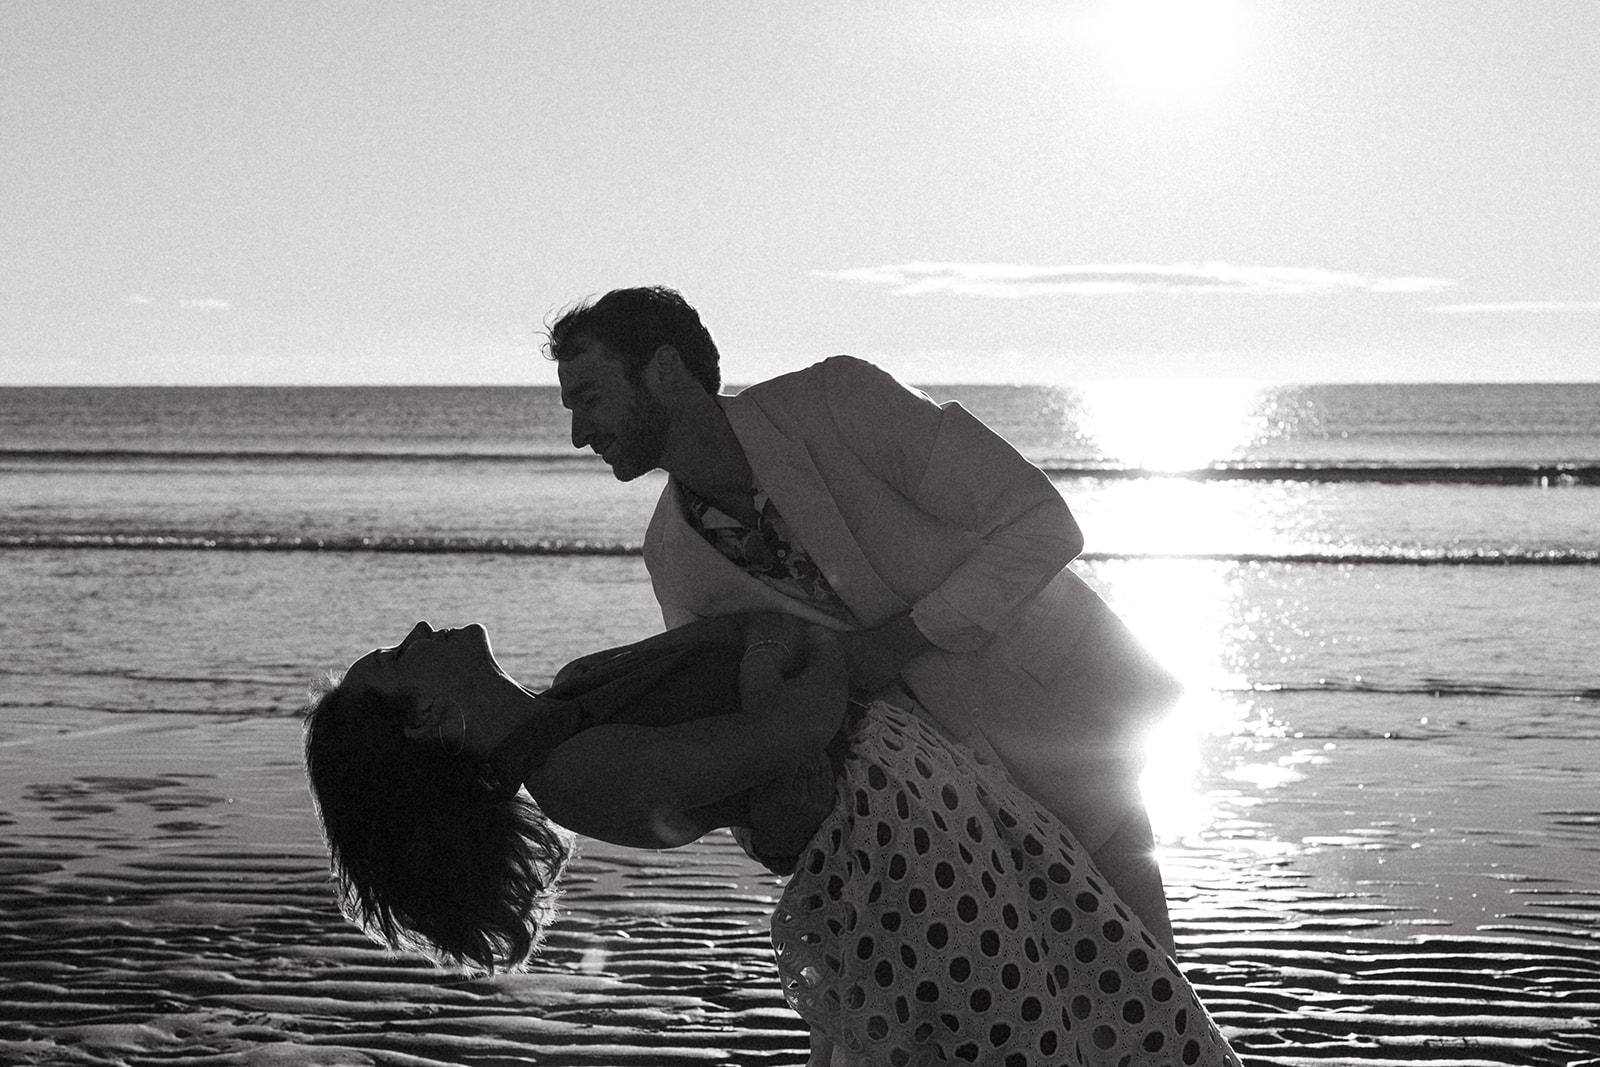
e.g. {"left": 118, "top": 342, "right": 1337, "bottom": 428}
{"left": 644, "top": 357, "right": 1179, "bottom": 850}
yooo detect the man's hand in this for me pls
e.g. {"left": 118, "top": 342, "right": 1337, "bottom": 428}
{"left": 838, "top": 612, "right": 935, "bottom": 694}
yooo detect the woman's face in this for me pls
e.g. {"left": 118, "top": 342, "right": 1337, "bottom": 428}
{"left": 341, "top": 621, "right": 498, "bottom": 704}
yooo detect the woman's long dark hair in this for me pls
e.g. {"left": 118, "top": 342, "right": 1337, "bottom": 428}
{"left": 302, "top": 672, "right": 571, "bottom": 972}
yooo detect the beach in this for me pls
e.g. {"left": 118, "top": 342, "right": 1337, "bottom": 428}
{"left": 3, "top": 550, "right": 1597, "bottom": 1067}
{"left": 3, "top": 678, "right": 1596, "bottom": 1065}
{"left": 3, "top": 382, "right": 1599, "bottom": 1065}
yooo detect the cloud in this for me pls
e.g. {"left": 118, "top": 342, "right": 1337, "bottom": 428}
{"left": 1429, "top": 300, "right": 1600, "bottom": 314}
{"left": 816, "top": 261, "right": 1457, "bottom": 298}
{"left": 122, "top": 294, "right": 234, "bottom": 311}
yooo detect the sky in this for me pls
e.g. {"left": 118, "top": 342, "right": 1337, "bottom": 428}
{"left": 3, "top": 0, "right": 1598, "bottom": 386}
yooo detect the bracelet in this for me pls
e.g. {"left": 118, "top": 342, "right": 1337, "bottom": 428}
{"left": 743, "top": 639, "right": 791, "bottom": 663}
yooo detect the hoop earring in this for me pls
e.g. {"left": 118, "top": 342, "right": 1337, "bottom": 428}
{"left": 438, "top": 708, "right": 466, "bottom": 758}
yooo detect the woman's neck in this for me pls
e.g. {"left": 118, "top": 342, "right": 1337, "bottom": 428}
{"left": 466, "top": 672, "right": 548, "bottom": 761}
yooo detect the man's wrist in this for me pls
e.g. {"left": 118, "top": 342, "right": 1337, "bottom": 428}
{"left": 877, "top": 612, "right": 932, "bottom": 660}
{"left": 842, "top": 613, "right": 932, "bottom": 691}
{"left": 869, "top": 613, "right": 933, "bottom": 676}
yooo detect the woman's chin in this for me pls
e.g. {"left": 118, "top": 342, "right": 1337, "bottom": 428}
{"left": 459, "top": 623, "right": 499, "bottom": 663}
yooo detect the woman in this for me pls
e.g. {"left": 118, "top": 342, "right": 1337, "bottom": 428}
{"left": 304, "top": 614, "right": 1239, "bottom": 1066}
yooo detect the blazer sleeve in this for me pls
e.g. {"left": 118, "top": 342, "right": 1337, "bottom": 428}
{"left": 815, "top": 356, "right": 1084, "bottom": 652}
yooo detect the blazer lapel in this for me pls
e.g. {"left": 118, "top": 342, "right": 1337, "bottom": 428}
{"left": 646, "top": 479, "right": 854, "bottom": 628}
{"left": 721, "top": 392, "right": 906, "bottom": 625}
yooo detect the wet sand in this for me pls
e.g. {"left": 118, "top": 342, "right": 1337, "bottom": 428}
{"left": 2, "top": 710, "right": 1597, "bottom": 1066}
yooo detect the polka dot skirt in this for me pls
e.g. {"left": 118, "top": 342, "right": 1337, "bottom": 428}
{"left": 773, "top": 700, "right": 1239, "bottom": 1066}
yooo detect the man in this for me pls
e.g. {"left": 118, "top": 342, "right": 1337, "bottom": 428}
{"left": 548, "top": 286, "right": 1181, "bottom": 952}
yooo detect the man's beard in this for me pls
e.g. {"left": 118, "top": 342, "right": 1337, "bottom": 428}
{"left": 606, "top": 385, "right": 671, "bottom": 481}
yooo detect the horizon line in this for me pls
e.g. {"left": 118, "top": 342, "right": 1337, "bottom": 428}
{"left": 4, "top": 377, "right": 1600, "bottom": 389}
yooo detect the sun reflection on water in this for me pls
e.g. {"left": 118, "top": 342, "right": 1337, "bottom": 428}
{"left": 1076, "top": 379, "right": 1271, "bottom": 471}
{"left": 1085, "top": 562, "right": 1284, "bottom": 842}
{"left": 1060, "top": 380, "right": 1336, "bottom": 852}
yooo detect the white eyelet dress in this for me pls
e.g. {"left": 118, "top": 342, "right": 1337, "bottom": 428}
{"left": 773, "top": 700, "right": 1240, "bottom": 1067}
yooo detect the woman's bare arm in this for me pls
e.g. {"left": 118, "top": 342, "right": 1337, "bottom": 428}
{"left": 528, "top": 626, "right": 847, "bottom": 849}
{"left": 549, "top": 615, "right": 745, "bottom": 688}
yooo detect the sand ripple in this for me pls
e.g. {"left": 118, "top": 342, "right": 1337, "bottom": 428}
{"left": 2, "top": 716, "right": 1597, "bottom": 1066}
{"left": 3, "top": 829, "right": 1598, "bottom": 1066}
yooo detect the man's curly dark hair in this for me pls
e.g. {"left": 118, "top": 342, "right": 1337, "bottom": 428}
{"left": 545, "top": 285, "right": 722, "bottom": 394}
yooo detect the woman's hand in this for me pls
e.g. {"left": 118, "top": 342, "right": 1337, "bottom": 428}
{"left": 739, "top": 611, "right": 808, "bottom": 677}
{"left": 741, "top": 625, "right": 848, "bottom": 750}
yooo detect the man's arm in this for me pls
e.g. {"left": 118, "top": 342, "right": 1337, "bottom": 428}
{"left": 819, "top": 356, "right": 1083, "bottom": 655}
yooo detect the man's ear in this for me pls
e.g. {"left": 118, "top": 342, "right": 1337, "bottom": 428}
{"left": 643, "top": 345, "right": 690, "bottom": 399}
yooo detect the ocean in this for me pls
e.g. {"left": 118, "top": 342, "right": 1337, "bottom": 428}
{"left": 2, "top": 380, "right": 1598, "bottom": 1064}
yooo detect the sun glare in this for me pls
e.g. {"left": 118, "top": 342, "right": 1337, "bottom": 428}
{"left": 1091, "top": 559, "right": 1265, "bottom": 843}
{"left": 1083, "top": 0, "right": 1243, "bottom": 100}
{"left": 1076, "top": 378, "right": 1267, "bottom": 471}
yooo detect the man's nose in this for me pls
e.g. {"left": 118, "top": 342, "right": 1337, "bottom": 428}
{"left": 569, "top": 413, "right": 589, "bottom": 448}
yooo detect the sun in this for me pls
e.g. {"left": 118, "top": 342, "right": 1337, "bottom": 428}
{"left": 1082, "top": 0, "right": 1244, "bottom": 101}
